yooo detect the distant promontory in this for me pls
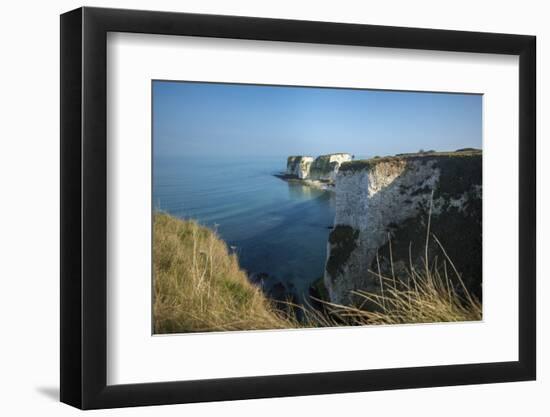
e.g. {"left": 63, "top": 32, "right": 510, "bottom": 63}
{"left": 275, "top": 153, "right": 353, "bottom": 189}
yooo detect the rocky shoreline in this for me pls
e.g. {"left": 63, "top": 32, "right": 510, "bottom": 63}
{"left": 273, "top": 173, "right": 335, "bottom": 191}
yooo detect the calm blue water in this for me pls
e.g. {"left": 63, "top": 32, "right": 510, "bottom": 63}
{"left": 153, "top": 155, "right": 335, "bottom": 298}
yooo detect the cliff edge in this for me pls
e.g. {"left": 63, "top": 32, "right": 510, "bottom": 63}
{"left": 324, "top": 150, "right": 482, "bottom": 305}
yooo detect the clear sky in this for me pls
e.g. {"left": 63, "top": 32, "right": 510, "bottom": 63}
{"left": 153, "top": 81, "right": 482, "bottom": 159}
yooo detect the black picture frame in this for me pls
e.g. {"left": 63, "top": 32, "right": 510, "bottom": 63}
{"left": 60, "top": 6, "right": 536, "bottom": 410}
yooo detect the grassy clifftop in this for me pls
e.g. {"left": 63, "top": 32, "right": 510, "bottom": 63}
{"left": 339, "top": 149, "right": 481, "bottom": 173}
{"left": 153, "top": 213, "right": 297, "bottom": 333}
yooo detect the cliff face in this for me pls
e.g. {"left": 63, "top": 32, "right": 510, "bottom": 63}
{"left": 309, "top": 153, "right": 353, "bottom": 182}
{"left": 287, "top": 156, "right": 314, "bottom": 179}
{"left": 285, "top": 153, "right": 352, "bottom": 183}
{"left": 324, "top": 151, "right": 482, "bottom": 305}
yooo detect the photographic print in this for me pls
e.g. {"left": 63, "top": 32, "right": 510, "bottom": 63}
{"left": 152, "top": 81, "right": 482, "bottom": 334}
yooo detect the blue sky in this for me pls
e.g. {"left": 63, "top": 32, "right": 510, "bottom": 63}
{"left": 153, "top": 81, "right": 482, "bottom": 158}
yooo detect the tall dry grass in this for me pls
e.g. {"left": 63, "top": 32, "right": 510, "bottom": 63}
{"left": 153, "top": 212, "right": 298, "bottom": 333}
{"left": 314, "top": 198, "right": 482, "bottom": 325}
{"left": 154, "top": 209, "right": 481, "bottom": 333}
{"left": 318, "top": 243, "right": 482, "bottom": 325}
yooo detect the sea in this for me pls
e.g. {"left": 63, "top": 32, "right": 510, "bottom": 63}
{"left": 153, "top": 155, "right": 336, "bottom": 300}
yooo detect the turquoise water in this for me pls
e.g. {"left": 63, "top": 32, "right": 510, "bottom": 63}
{"left": 153, "top": 155, "right": 335, "bottom": 298}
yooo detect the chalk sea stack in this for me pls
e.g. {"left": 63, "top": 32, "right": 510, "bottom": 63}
{"left": 283, "top": 153, "right": 353, "bottom": 186}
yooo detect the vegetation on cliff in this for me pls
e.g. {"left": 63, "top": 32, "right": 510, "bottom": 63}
{"left": 325, "top": 225, "right": 359, "bottom": 278}
{"left": 339, "top": 149, "right": 481, "bottom": 173}
{"left": 153, "top": 213, "right": 298, "bottom": 333}
{"left": 317, "top": 229, "right": 482, "bottom": 325}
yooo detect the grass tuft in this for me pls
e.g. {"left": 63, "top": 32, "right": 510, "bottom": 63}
{"left": 153, "top": 212, "right": 298, "bottom": 333}
{"left": 319, "top": 251, "right": 482, "bottom": 325}
{"left": 314, "top": 202, "right": 482, "bottom": 325}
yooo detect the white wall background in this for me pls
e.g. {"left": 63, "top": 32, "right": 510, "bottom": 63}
{"left": 0, "top": 0, "right": 546, "bottom": 415}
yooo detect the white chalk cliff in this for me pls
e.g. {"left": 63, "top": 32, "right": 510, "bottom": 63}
{"left": 285, "top": 153, "right": 352, "bottom": 183}
{"left": 324, "top": 151, "right": 482, "bottom": 305}
{"left": 286, "top": 156, "right": 314, "bottom": 179}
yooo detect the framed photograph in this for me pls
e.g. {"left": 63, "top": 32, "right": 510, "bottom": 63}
{"left": 60, "top": 6, "right": 536, "bottom": 409}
